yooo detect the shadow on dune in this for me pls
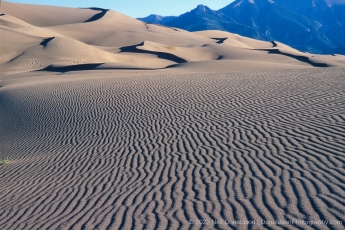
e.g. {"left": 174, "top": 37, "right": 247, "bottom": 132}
{"left": 210, "top": 38, "right": 228, "bottom": 44}
{"left": 40, "top": 37, "right": 55, "bottom": 47}
{"left": 259, "top": 49, "right": 328, "bottom": 67}
{"left": 38, "top": 63, "right": 160, "bottom": 73}
{"left": 40, "top": 63, "right": 104, "bottom": 73}
{"left": 120, "top": 42, "right": 187, "bottom": 63}
{"left": 0, "top": 14, "right": 5, "bottom": 16}
{"left": 84, "top": 8, "right": 109, "bottom": 23}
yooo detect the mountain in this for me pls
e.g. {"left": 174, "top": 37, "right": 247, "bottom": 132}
{"left": 276, "top": 0, "right": 345, "bottom": 51}
{"left": 166, "top": 5, "right": 263, "bottom": 39}
{"left": 138, "top": 0, "right": 345, "bottom": 54}
{"left": 164, "top": 4, "right": 227, "bottom": 31}
{"left": 137, "top": 14, "right": 176, "bottom": 25}
{"left": 219, "top": 0, "right": 335, "bottom": 53}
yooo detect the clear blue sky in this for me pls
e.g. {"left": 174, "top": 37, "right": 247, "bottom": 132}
{"left": 6, "top": 0, "right": 234, "bottom": 18}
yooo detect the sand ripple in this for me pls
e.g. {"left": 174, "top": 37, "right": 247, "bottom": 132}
{"left": 0, "top": 68, "right": 344, "bottom": 230}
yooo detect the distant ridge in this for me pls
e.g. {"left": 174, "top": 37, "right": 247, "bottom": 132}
{"left": 137, "top": 14, "right": 176, "bottom": 25}
{"left": 138, "top": 0, "right": 345, "bottom": 54}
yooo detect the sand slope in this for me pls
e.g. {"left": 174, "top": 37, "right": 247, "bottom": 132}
{"left": 1, "top": 68, "right": 345, "bottom": 229}
{"left": 1, "top": 1, "right": 345, "bottom": 75}
{"left": 1, "top": 2, "right": 98, "bottom": 27}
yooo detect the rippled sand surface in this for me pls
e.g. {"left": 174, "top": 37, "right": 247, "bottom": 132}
{"left": 0, "top": 68, "right": 344, "bottom": 229}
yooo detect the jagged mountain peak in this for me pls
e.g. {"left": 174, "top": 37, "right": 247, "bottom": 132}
{"left": 192, "top": 4, "right": 214, "bottom": 13}
{"left": 185, "top": 4, "right": 224, "bottom": 17}
{"left": 138, "top": 0, "right": 345, "bottom": 54}
{"left": 196, "top": 4, "right": 207, "bottom": 9}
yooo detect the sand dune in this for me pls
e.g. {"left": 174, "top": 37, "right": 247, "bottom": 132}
{"left": 46, "top": 10, "right": 213, "bottom": 48}
{"left": 194, "top": 30, "right": 271, "bottom": 49}
{"left": 0, "top": 29, "right": 136, "bottom": 74}
{"left": 1, "top": 2, "right": 98, "bottom": 27}
{"left": 2, "top": 1, "right": 345, "bottom": 74}
{"left": 0, "top": 13, "right": 33, "bottom": 29}
{"left": 0, "top": 2, "right": 345, "bottom": 230}
{"left": 168, "top": 60, "right": 311, "bottom": 72}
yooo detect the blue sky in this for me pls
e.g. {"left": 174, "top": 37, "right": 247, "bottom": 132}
{"left": 6, "top": 0, "right": 234, "bottom": 18}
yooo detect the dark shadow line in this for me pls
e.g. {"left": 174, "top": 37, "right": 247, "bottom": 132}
{"left": 37, "top": 63, "right": 162, "bottom": 73}
{"left": 165, "top": 63, "right": 180, "bottom": 69}
{"left": 39, "top": 63, "right": 104, "bottom": 73}
{"left": 210, "top": 37, "right": 228, "bottom": 44}
{"left": 84, "top": 8, "right": 109, "bottom": 23}
{"left": 40, "top": 37, "right": 55, "bottom": 47}
{"left": 10, "top": 37, "right": 55, "bottom": 62}
{"left": 9, "top": 53, "right": 24, "bottom": 62}
{"left": 257, "top": 49, "right": 328, "bottom": 67}
{"left": 120, "top": 42, "right": 187, "bottom": 63}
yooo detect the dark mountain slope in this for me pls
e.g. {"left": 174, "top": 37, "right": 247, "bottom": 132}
{"left": 219, "top": 0, "right": 336, "bottom": 53}
{"left": 165, "top": 5, "right": 263, "bottom": 39}
{"left": 138, "top": 0, "right": 345, "bottom": 54}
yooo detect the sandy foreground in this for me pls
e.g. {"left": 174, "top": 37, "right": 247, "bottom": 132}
{"left": 1, "top": 1, "right": 345, "bottom": 230}
{"left": 1, "top": 68, "right": 345, "bottom": 230}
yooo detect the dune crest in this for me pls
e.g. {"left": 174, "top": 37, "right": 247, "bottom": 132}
{"left": 1, "top": 2, "right": 345, "bottom": 74}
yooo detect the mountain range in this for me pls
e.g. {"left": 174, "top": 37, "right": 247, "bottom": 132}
{"left": 138, "top": 0, "right": 345, "bottom": 54}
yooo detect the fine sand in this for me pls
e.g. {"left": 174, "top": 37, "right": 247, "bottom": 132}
{"left": 1, "top": 2, "right": 345, "bottom": 230}
{"left": 1, "top": 69, "right": 345, "bottom": 230}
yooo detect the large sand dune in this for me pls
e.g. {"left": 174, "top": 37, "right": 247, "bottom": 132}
{"left": 1, "top": 2, "right": 345, "bottom": 230}
{"left": 1, "top": 1, "right": 345, "bottom": 74}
